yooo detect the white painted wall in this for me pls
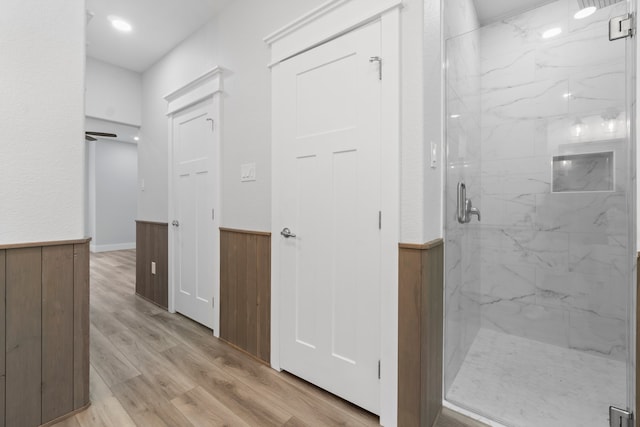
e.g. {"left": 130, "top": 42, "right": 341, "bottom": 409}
{"left": 87, "top": 140, "right": 138, "bottom": 252}
{"left": 422, "top": 0, "right": 444, "bottom": 242}
{"left": 0, "top": 0, "right": 85, "bottom": 245}
{"left": 86, "top": 57, "right": 142, "bottom": 126}
{"left": 86, "top": 141, "right": 97, "bottom": 242}
{"left": 138, "top": 0, "right": 436, "bottom": 245}
{"left": 139, "top": 0, "right": 326, "bottom": 227}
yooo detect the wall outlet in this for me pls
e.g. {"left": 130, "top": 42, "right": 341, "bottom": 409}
{"left": 151, "top": 261, "right": 156, "bottom": 275}
{"left": 240, "top": 163, "right": 256, "bottom": 182}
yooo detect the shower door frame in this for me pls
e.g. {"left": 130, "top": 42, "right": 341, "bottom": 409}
{"left": 440, "top": 0, "right": 639, "bottom": 424}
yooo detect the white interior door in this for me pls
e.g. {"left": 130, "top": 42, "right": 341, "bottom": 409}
{"left": 171, "top": 98, "right": 217, "bottom": 329}
{"left": 274, "top": 21, "right": 382, "bottom": 414}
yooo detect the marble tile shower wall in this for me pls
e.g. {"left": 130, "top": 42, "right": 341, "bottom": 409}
{"left": 477, "top": 0, "right": 629, "bottom": 361}
{"left": 444, "top": 0, "right": 482, "bottom": 392}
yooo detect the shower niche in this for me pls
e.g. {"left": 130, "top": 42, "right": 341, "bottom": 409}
{"left": 552, "top": 151, "right": 614, "bottom": 192}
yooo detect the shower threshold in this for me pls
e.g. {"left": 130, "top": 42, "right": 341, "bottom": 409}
{"left": 445, "top": 328, "right": 626, "bottom": 427}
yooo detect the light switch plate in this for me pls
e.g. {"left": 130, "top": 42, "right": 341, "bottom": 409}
{"left": 240, "top": 163, "right": 256, "bottom": 182}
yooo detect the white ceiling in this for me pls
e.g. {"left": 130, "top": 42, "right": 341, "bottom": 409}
{"left": 472, "top": 0, "right": 559, "bottom": 25}
{"left": 86, "top": 0, "right": 229, "bottom": 73}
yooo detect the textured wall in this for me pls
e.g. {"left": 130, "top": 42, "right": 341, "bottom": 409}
{"left": 85, "top": 58, "right": 142, "bottom": 126}
{"left": 95, "top": 140, "right": 137, "bottom": 249}
{"left": 0, "top": 0, "right": 85, "bottom": 245}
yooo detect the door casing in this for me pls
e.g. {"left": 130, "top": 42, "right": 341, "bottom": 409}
{"left": 166, "top": 67, "right": 223, "bottom": 336}
{"left": 267, "top": 1, "right": 401, "bottom": 424}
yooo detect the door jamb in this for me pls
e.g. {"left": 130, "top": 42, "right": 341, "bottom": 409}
{"left": 266, "top": 1, "right": 401, "bottom": 424}
{"left": 165, "top": 67, "right": 224, "bottom": 336}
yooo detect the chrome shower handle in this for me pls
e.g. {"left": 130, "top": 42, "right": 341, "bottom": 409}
{"left": 457, "top": 182, "right": 481, "bottom": 224}
{"left": 465, "top": 199, "right": 481, "bottom": 222}
{"left": 457, "top": 182, "right": 467, "bottom": 224}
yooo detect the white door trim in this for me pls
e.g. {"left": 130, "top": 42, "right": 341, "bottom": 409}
{"left": 165, "top": 67, "right": 223, "bottom": 337}
{"left": 267, "top": 3, "right": 401, "bottom": 425}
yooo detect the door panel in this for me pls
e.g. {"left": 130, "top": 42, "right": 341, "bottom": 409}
{"left": 275, "top": 20, "right": 382, "bottom": 413}
{"left": 172, "top": 101, "right": 216, "bottom": 329}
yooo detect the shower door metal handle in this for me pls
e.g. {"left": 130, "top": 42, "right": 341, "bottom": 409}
{"left": 457, "top": 182, "right": 468, "bottom": 223}
{"left": 457, "top": 182, "right": 481, "bottom": 224}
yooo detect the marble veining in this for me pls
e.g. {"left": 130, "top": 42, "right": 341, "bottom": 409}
{"left": 447, "top": 328, "right": 627, "bottom": 427}
{"left": 446, "top": 1, "right": 632, "bottom": 423}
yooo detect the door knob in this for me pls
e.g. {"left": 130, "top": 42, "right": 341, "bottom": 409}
{"left": 280, "top": 228, "right": 296, "bottom": 238}
{"left": 172, "top": 220, "right": 180, "bottom": 227}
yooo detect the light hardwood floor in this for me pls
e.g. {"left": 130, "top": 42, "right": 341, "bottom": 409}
{"left": 52, "top": 250, "right": 480, "bottom": 427}
{"left": 52, "top": 250, "right": 379, "bottom": 427}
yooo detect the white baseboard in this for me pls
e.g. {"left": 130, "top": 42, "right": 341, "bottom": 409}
{"left": 90, "top": 242, "right": 136, "bottom": 253}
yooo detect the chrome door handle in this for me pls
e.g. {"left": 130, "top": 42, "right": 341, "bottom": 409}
{"left": 280, "top": 228, "right": 296, "bottom": 238}
{"left": 172, "top": 220, "right": 180, "bottom": 227}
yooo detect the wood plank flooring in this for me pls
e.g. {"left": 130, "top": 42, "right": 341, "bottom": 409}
{"left": 52, "top": 250, "right": 380, "bottom": 427}
{"left": 52, "top": 249, "right": 481, "bottom": 427}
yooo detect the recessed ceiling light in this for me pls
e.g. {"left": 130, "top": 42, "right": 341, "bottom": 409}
{"left": 563, "top": 92, "right": 572, "bottom": 99}
{"left": 134, "top": 136, "right": 140, "bottom": 141}
{"left": 574, "top": 6, "right": 597, "bottom": 20}
{"left": 450, "top": 114, "right": 461, "bottom": 119}
{"left": 108, "top": 15, "right": 132, "bottom": 33}
{"left": 542, "top": 27, "right": 562, "bottom": 39}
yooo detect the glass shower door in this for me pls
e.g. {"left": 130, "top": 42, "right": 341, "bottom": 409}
{"left": 443, "top": 1, "right": 635, "bottom": 426}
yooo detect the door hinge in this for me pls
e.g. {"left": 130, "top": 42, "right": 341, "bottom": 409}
{"left": 610, "top": 13, "right": 633, "bottom": 41}
{"left": 212, "top": 209, "right": 215, "bottom": 221}
{"left": 378, "top": 211, "right": 382, "bottom": 230}
{"left": 206, "top": 117, "right": 215, "bottom": 131}
{"left": 369, "top": 56, "right": 382, "bottom": 80}
{"left": 378, "top": 360, "right": 381, "bottom": 379}
{"left": 212, "top": 297, "right": 215, "bottom": 308}
{"left": 610, "top": 406, "right": 633, "bottom": 427}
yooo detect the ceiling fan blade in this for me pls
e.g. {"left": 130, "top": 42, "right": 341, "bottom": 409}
{"left": 85, "top": 131, "right": 117, "bottom": 138}
{"left": 85, "top": 135, "right": 97, "bottom": 141}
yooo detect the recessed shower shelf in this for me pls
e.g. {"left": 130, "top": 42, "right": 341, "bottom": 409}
{"left": 552, "top": 151, "right": 614, "bottom": 193}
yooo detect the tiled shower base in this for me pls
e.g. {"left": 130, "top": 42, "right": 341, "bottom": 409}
{"left": 446, "top": 328, "right": 627, "bottom": 427}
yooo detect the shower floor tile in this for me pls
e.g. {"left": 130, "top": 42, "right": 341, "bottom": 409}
{"left": 446, "top": 328, "right": 627, "bottom": 427}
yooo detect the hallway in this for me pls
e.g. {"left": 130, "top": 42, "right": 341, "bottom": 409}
{"left": 52, "top": 250, "right": 380, "bottom": 426}
{"left": 49, "top": 250, "right": 479, "bottom": 427}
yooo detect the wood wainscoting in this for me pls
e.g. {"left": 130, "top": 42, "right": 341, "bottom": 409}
{"left": 0, "top": 238, "right": 90, "bottom": 427}
{"left": 398, "top": 239, "right": 444, "bottom": 427}
{"left": 219, "top": 228, "right": 271, "bottom": 364}
{"left": 135, "top": 221, "right": 168, "bottom": 309}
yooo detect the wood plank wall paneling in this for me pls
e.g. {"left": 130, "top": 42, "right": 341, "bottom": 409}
{"left": 136, "top": 221, "right": 169, "bottom": 309}
{"left": 220, "top": 229, "right": 271, "bottom": 364}
{"left": 73, "top": 242, "right": 91, "bottom": 411}
{"left": 0, "top": 251, "right": 5, "bottom": 427}
{"left": 6, "top": 247, "right": 42, "bottom": 427}
{"left": 0, "top": 239, "right": 90, "bottom": 427}
{"left": 398, "top": 239, "right": 444, "bottom": 427}
{"left": 256, "top": 236, "right": 271, "bottom": 362}
{"left": 42, "top": 245, "right": 75, "bottom": 422}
